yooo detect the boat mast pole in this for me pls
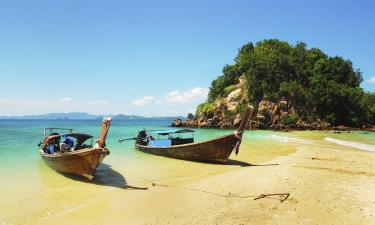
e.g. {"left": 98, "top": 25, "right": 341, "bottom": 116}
{"left": 234, "top": 105, "right": 255, "bottom": 155}
{"left": 238, "top": 105, "right": 254, "bottom": 133}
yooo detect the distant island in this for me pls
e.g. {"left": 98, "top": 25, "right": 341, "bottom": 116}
{"left": 173, "top": 39, "right": 375, "bottom": 130}
{"left": 0, "top": 112, "right": 184, "bottom": 121}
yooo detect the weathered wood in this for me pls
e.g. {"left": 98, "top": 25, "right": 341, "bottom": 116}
{"left": 39, "top": 117, "right": 112, "bottom": 180}
{"left": 40, "top": 147, "right": 109, "bottom": 180}
{"left": 136, "top": 134, "right": 238, "bottom": 163}
{"left": 253, "top": 193, "right": 290, "bottom": 202}
{"left": 238, "top": 105, "right": 254, "bottom": 133}
{"left": 96, "top": 117, "right": 112, "bottom": 148}
{"left": 135, "top": 106, "right": 254, "bottom": 163}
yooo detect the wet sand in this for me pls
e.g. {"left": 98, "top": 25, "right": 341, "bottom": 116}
{"left": 32, "top": 134, "right": 375, "bottom": 225}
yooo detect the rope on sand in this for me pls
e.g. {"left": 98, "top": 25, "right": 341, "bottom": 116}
{"left": 126, "top": 168, "right": 290, "bottom": 203}
{"left": 153, "top": 182, "right": 290, "bottom": 202}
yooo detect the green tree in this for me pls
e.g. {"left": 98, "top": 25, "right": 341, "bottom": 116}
{"left": 206, "top": 39, "right": 371, "bottom": 126}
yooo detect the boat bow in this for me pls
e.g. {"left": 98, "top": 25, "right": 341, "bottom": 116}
{"left": 95, "top": 117, "right": 112, "bottom": 150}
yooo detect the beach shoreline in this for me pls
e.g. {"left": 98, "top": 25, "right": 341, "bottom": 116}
{"left": 33, "top": 133, "right": 375, "bottom": 225}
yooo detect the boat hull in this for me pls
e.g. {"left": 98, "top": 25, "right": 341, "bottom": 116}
{"left": 40, "top": 148, "right": 110, "bottom": 180}
{"left": 135, "top": 134, "right": 238, "bottom": 163}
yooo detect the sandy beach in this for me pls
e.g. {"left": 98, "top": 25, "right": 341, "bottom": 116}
{"left": 26, "top": 132, "right": 374, "bottom": 225}
{"left": 1, "top": 1, "right": 375, "bottom": 224}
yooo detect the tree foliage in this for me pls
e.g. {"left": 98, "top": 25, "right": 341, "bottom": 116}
{"left": 207, "top": 39, "right": 374, "bottom": 126}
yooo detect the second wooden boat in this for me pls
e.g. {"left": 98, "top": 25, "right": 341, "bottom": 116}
{"left": 132, "top": 106, "right": 254, "bottom": 163}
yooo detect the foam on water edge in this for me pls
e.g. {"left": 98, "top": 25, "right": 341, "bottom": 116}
{"left": 268, "top": 134, "right": 313, "bottom": 144}
{"left": 325, "top": 138, "right": 375, "bottom": 152}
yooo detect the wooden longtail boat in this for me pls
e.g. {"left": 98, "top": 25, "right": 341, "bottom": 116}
{"left": 133, "top": 106, "right": 254, "bottom": 163}
{"left": 39, "top": 117, "right": 112, "bottom": 180}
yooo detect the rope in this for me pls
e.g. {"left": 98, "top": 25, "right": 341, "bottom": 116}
{"left": 125, "top": 168, "right": 290, "bottom": 203}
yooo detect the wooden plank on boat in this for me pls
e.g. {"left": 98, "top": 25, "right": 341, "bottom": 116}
{"left": 135, "top": 106, "right": 254, "bottom": 163}
{"left": 39, "top": 117, "right": 112, "bottom": 180}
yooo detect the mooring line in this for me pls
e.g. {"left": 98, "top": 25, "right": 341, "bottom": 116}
{"left": 125, "top": 168, "right": 290, "bottom": 202}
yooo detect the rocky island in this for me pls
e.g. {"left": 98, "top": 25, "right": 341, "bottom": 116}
{"left": 173, "top": 39, "right": 375, "bottom": 131}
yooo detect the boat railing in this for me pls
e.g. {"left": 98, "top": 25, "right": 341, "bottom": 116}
{"left": 44, "top": 128, "right": 74, "bottom": 137}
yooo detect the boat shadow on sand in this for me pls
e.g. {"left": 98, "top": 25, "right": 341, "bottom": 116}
{"left": 227, "top": 159, "right": 279, "bottom": 167}
{"left": 62, "top": 164, "right": 148, "bottom": 190}
{"left": 174, "top": 158, "right": 279, "bottom": 167}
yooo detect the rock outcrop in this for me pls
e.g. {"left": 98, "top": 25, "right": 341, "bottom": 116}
{"left": 172, "top": 76, "right": 333, "bottom": 131}
{"left": 173, "top": 99, "right": 331, "bottom": 130}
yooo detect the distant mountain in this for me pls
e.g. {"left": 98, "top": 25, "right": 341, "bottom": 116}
{"left": 112, "top": 114, "right": 184, "bottom": 121}
{"left": 112, "top": 114, "right": 145, "bottom": 120}
{"left": 0, "top": 112, "right": 184, "bottom": 120}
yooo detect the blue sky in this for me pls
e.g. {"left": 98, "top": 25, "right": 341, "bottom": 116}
{"left": 0, "top": 0, "right": 374, "bottom": 116}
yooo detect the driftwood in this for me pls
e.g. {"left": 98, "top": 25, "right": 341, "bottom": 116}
{"left": 254, "top": 193, "right": 290, "bottom": 202}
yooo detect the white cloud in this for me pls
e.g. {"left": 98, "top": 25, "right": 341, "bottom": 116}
{"left": 167, "top": 90, "right": 179, "bottom": 97}
{"left": 132, "top": 96, "right": 156, "bottom": 106}
{"left": 164, "top": 87, "right": 209, "bottom": 104}
{"left": 0, "top": 88, "right": 207, "bottom": 116}
{"left": 132, "top": 87, "right": 209, "bottom": 106}
{"left": 368, "top": 77, "right": 375, "bottom": 84}
{"left": 60, "top": 97, "right": 76, "bottom": 103}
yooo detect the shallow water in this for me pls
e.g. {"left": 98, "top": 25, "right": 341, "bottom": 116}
{"left": 0, "top": 120, "right": 374, "bottom": 224}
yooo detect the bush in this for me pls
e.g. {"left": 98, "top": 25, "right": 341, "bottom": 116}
{"left": 326, "top": 114, "right": 336, "bottom": 125}
{"left": 196, "top": 102, "right": 215, "bottom": 116}
{"left": 235, "top": 103, "right": 247, "bottom": 115}
{"left": 223, "top": 109, "right": 236, "bottom": 119}
{"left": 223, "top": 85, "right": 237, "bottom": 96}
{"left": 208, "top": 64, "right": 242, "bottom": 101}
{"left": 280, "top": 115, "right": 299, "bottom": 126}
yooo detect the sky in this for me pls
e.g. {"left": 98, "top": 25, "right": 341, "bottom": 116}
{"left": 0, "top": 0, "right": 374, "bottom": 116}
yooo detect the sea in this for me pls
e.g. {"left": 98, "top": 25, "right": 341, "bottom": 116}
{"left": 0, "top": 119, "right": 374, "bottom": 224}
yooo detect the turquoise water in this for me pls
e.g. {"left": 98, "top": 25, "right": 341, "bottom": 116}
{"left": 0, "top": 118, "right": 265, "bottom": 161}
{"left": 1, "top": 119, "right": 375, "bottom": 177}
{"left": 0, "top": 119, "right": 245, "bottom": 185}
{"left": 1, "top": 119, "right": 375, "bottom": 224}
{"left": 1, "top": 119, "right": 375, "bottom": 176}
